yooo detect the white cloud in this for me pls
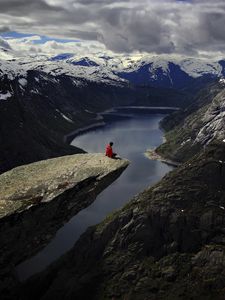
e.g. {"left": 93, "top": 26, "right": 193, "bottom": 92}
{"left": 0, "top": 38, "right": 11, "bottom": 50}
{"left": 0, "top": 0, "right": 225, "bottom": 57}
{"left": 1, "top": 35, "right": 109, "bottom": 58}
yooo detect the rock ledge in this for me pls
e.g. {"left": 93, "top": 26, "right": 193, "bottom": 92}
{"left": 0, "top": 153, "right": 129, "bottom": 219}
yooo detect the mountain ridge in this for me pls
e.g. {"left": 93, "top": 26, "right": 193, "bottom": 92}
{"left": 156, "top": 80, "right": 225, "bottom": 162}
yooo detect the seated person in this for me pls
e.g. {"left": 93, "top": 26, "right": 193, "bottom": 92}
{"left": 105, "top": 142, "right": 117, "bottom": 158}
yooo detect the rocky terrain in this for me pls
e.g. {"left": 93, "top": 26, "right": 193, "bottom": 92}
{"left": 156, "top": 80, "right": 225, "bottom": 163}
{"left": 0, "top": 154, "right": 129, "bottom": 299}
{"left": 14, "top": 80, "right": 225, "bottom": 300}
{"left": 21, "top": 141, "right": 225, "bottom": 300}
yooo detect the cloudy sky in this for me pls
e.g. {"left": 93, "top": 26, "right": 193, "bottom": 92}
{"left": 0, "top": 0, "right": 225, "bottom": 58}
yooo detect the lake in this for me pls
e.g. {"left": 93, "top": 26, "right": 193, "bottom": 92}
{"left": 17, "top": 109, "right": 173, "bottom": 280}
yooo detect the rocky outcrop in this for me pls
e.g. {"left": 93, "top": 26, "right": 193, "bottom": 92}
{"left": 22, "top": 141, "right": 225, "bottom": 300}
{"left": 156, "top": 81, "right": 225, "bottom": 163}
{"left": 0, "top": 154, "right": 129, "bottom": 299}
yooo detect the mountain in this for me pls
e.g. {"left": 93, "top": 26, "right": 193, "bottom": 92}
{"left": 118, "top": 61, "right": 195, "bottom": 89}
{"left": 118, "top": 57, "right": 225, "bottom": 89}
{"left": 1, "top": 45, "right": 225, "bottom": 89}
{"left": 50, "top": 53, "right": 74, "bottom": 61}
{"left": 70, "top": 57, "right": 100, "bottom": 67}
{"left": 156, "top": 80, "right": 225, "bottom": 162}
{"left": 63, "top": 55, "right": 225, "bottom": 90}
{"left": 64, "top": 54, "right": 225, "bottom": 90}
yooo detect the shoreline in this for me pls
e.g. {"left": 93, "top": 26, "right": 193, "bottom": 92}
{"left": 64, "top": 121, "right": 106, "bottom": 144}
{"left": 145, "top": 148, "right": 181, "bottom": 167}
{"left": 114, "top": 105, "right": 180, "bottom": 110}
{"left": 64, "top": 106, "right": 179, "bottom": 146}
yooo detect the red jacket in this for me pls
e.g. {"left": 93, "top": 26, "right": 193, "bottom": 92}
{"left": 105, "top": 144, "right": 113, "bottom": 158}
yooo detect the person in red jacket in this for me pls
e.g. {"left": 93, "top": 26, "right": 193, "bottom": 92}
{"left": 105, "top": 142, "right": 117, "bottom": 158}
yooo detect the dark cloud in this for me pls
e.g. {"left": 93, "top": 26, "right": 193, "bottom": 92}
{"left": 0, "top": 0, "right": 225, "bottom": 56}
{"left": 0, "top": 26, "right": 11, "bottom": 33}
{"left": 0, "top": 0, "right": 63, "bottom": 15}
{"left": 75, "top": 0, "right": 129, "bottom": 4}
{"left": 66, "top": 29, "right": 99, "bottom": 41}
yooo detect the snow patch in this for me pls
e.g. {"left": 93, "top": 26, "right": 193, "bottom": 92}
{"left": 181, "top": 138, "right": 191, "bottom": 146}
{"left": 0, "top": 91, "right": 12, "bottom": 100}
{"left": 56, "top": 109, "right": 74, "bottom": 123}
{"left": 219, "top": 78, "right": 225, "bottom": 85}
{"left": 179, "top": 59, "right": 222, "bottom": 78}
{"left": 30, "top": 89, "right": 40, "bottom": 94}
{"left": 19, "top": 78, "right": 27, "bottom": 87}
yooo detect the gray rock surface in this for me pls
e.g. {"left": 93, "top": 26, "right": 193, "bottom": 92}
{"left": 156, "top": 82, "right": 225, "bottom": 163}
{"left": 0, "top": 153, "right": 129, "bottom": 218}
{"left": 194, "top": 89, "right": 225, "bottom": 144}
{"left": 0, "top": 153, "right": 129, "bottom": 299}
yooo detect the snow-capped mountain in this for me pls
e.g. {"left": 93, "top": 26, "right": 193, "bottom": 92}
{"left": 1, "top": 41, "right": 225, "bottom": 91}
{"left": 117, "top": 56, "right": 225, "bottom": 89}
{"left": 62, "top": 54, "right": 225, "bottom": 89}
{"left": 0, "top": 58, "right": 125, "bottom": 88}
{"left": 42, "top": 55, "right": 225, "bottom": 89}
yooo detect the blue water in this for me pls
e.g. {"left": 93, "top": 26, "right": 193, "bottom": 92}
{"left": 17, "top": 111, "right": 173, "bottom": 280}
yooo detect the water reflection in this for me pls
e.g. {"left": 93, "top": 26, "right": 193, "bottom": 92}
{"left": 17, "top": 112, "right": 173, "bottom": 280}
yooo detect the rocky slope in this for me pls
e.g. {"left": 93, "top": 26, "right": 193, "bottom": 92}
{"left": 0, "top": 153, "right": 129, "bottom": 299}
{"left": 156, "top": 80, "right": 225, "bottom": 163}
{"left": 21, "top": 141, "right": 225, "bottom": 300}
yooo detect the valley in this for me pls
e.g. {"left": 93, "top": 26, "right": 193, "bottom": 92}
{"left": 0, "top": 41, "right": 225, "bottom": 300}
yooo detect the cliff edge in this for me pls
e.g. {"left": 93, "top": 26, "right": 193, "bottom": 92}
{"left": 0, "top": 153, "right": 129, "bottom": 218}
{"left": 0, "top": 154, "right": 129, "bottom": 299}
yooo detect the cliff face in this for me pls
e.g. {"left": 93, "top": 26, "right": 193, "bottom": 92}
{"left": 22, "top": 141, "right": 225, "bottom": 300}
{"left": 156, "top": 81, "right": 225, "bottom": 163}
{"left": 0, "top": 154, "right": 129, "bottom": 299}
